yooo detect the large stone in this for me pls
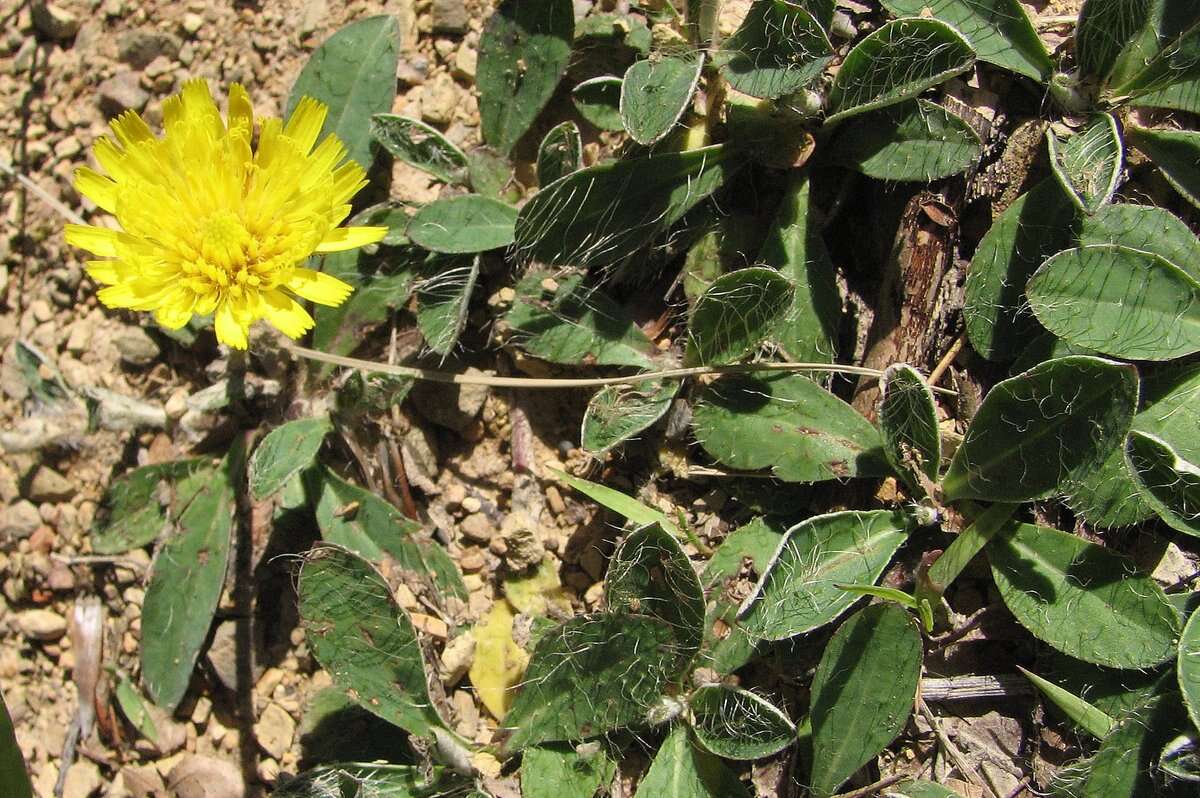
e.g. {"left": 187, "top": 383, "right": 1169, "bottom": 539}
{"left": 254, "top": 702, "right": 295, "bottom": 760}
{"left": 114, "top": 326, "right": 160, "bottom": 366}
{"left": 410, "top": 369, "right": 488, "bottom": 433}
{"left": 61, "top": 760, "right": 103, "bottom": 798}
{"left": 419, "top": 73, "right": 460, "bottom": 127}
{"left": 167, "top": 756, "right": 245, "bottom": 798}
{"left": 26, "top": 465, "right": 74, "bottom": 502}
{"left": 432, "top": 0, "right": 469, "bottom": 34}
{"left": 98, "top": 71, "right": 149, "bottom": 117}
{"left": 117, "top": 29, "right": 182, "bottom": 69}
{"left": 2, "top": 500, "right": 41, "bottom": 540}
{"left": 16, "top": 608, "right": 68, "bottom": 640}
{"left": 31, "top": 1, "right": 81, "bottom": 41}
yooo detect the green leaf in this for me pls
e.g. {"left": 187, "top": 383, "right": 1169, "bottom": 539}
{"left": 632, "top": 724, "right": 750, "bottom": 798}
{"left": 878, "top": 364, "right": 941, "bottom": 487}
{"left": 91, "top": 458, "right": 210, "bottom": 554}
{"left": 1126, "top": 431, "right": 1200, "bottom": 537}
{"left": 1127, "top": 126, "right": 1200, "bottom": 210}
{"left": 692, "top": 373, "right": 888, "bottom": 482}
{"left": 1047, "top": 115, "right": 1123, "bottom": 214}
{"left": 415, "top": 254, "right": 480, "bottom": 357}
{"left": 314, "top": 467, "right": 467, "bottom": 601}
{"left": 1018, "top": 666, "right": 1115, "bottom": 738}
{"left": 311, "top": 245, "right": 422, "bottom": 373}
{"left": 716, "top": 0, "right": 832, "bottom": 99}
{"left": 1160, "top": 732, "right": 1200, "bottom": 784}
{"left": 829, "top": 99, "right": 982, "bottom": 181}
{"left": 536, "top": 121, "right": 582, "bottom": 186}
{"left": 248, "top": 417, "right": 330, "bottom": 501}
{"left": 521, "top": 744, "right": 616, "bottom": 798}
{"left": 606, "top": 524, "right": 705, "bottom": 657}
{"left": 407, "top": 195, "right": 518, "bottom": 254}
{"left": 477, "top": 0, "right": 574, "bottom": 154}
{"left": 688, "top": 684, "right": 795, "bottom": 760}
{"left": 141, "top": 442, "right": 241, "bottom": 711}
{"left": 684, "top": 267, "right": 795, "bottom": 366}
{"left": 286, "top": 16, "right": 400, "bottom": 169}
{"left": 963, "top": 178, "right": 1078, "bottom": 361}
{"left": 275, "top": 763, "right": 468, "bottom": 798}
{"left": 1085, "top": 691, "right": 1191, "bottom": 797}
{"left": 620, "top": 54, "right": 703, "bottom": 145}
{"left": 988, "top": 523, "right": 1180, "bottom": 668}
{"left": 0, "top": 688, "right": 32, "bottom": 798}
{"left": 1076, "top": 200, "right": 1200, "bottom": 280}
{"left": 581, "top": 379, "right": 679, "bottom": 455}
{"left": 1178, "top": 608, "right": 1200, "bottom": 732}
{"left": 757, "top": 172, "right": 839, "bottom": 363}
{"left": 825, "top": 18, "right": 976, "bottom": 125}
{"left": 809, "top": 604, "right": 922, "bottom": 797}
{"left": 514, "top": 145, "right": 735, "bottom": 270}
{"left": 700, "top": 517, "right": 785, "bottom": 674}
{"left": 114, "top": 673, "right": 161, "bottom": 745}
{"left": 1109, "top": 10, "right": 1200, "bottom": 103}
{"left": 880, "top": 0, "right": 1051, "bottom": 81}
{"left": 370, "top": 114, "right": 469, "bottom": 185}
{"left": 504, "top": 272, "right": 657, "bottom": 369}
{"left": 739, "top": 510, "right": 911, "bottom": 641}
{"left": 1075, "top": 0, "right": 1154, "bottom": 83}
{"left": 550, "top": 468, "right": 676, "bottom": 532}
{"left": 940, "top": 356, "right": 1138, "bottom": 502}
{"left": 1130, "top": 72, "right": 1200, "bottom": 113}
{"left": 571, "top": 76, "right": 625, "bottom": 131}
{"left": 886, "top": 781, "right": 966, "bottom": 798}
{"left": 1065, "top": 362, "right": 1200, "bottom": 529}
{"left": 299, "top": 546, "right": 446, "bottom": 739}
{"left": 502, "top": 614, "right": 682, "bottom": 750}
{"left": 465, "top": 146, "right": 514, "bottom": 198}
{"left": 1027, "top": 244, "right": 1200, "bottom": 360}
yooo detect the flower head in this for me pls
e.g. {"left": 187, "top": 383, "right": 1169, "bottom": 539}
{"left": 66, "top": 79, "right": 386, "bottom": 349}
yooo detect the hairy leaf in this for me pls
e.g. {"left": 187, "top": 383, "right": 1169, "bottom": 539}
{"left": 536, "top": 121, "right": 582, "bottom": 186}
{"left": 606, "top": 524, "right": 705, "bottom": 658}
{"left": 693, "top": 373, "right": 888, "bottom": 482}
{"left": 739, "top": 510, "right": 910, "bottom": 641}
{"left": 829, "top": 99, "right": 982, "bottom": 181}
{"left": 502, "top": 614, "right": 683, "bottom": 750}
{"left": 371, "top": 114, "right": 469, "bottom": 184}
{"left": 632, "top": 724, "right": 750, "bottom": 798}
{"left": 989, "top": 523, "right": 1179, "bottom": 668}
{"left": 1047, "top": 115, "right": 1123, "bottom": 213}
{"left": 407, "top": 195, "right": 518, "bottom": 254}
{"left": 809, "top": 604, "right": 922, "bottom": 797}
{"left": 881, "top": 0, "right": 1051, "bottom": 81}
{"left": 1027, "top": 245, "right": 1200, "bottom": 360}
{"left": 514, "top": 145, "right": 735, "bottom": 269}
{"left": 298, "top": 546, "right": 446, "bottom": 738}
{"left": 477, "top": 0, "right": 574, "bottom": 154}
{"left": 581, "top": 379, "right": 678, "bottom": 454}
{"left": 685, "top": 267, "right": 795, "bottom": 366}
{"left": 825, "top": 18, "right": 975, "bottom": 124}
{"left": 141, "top": 442, "right": 241, "bottom": 710}
{"left": 620, "top": 54, "right": 703, "bottom": 145}
{"left": 286, "top": 16, "right": 399, "bottom": 169}
{"left": 249, "top": 417, "right": 330, "bottom": 501}
{"left": 689, "top": 684, "right": 795, "bottom": 760}
{"left": 1127, "top": 126, "right": 1200, "bottom": 210}
{"left": 717, "top": 0, "right": 832, "bottom": 99}
{"left": 879, "top": 364, "right": 941, "bottom": 488}
{"left": 941, "top": 356, "right": 1137, "bottom": 502}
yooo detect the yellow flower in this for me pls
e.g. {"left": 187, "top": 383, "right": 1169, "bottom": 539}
{"left": 65, "top": 79, "right": 386, "bottom": 349}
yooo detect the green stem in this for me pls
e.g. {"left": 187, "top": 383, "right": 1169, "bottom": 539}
{"left": 923, "top": 502, "right": 1018, "bottom": 598}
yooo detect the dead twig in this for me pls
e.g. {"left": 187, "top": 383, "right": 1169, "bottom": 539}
{"left": 917, "top": 698, "right": 997, "bottom": 798}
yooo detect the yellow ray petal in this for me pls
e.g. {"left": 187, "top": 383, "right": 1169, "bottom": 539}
{"left": 284, "top": 97, "right": 328, "bottom": 156}
{"left": 314, "top": 226, "right": 388, "bottom": 253}
{"left": 227, "top": 83, "right": 254, "bottom": 134}
{"left": 65, "top": 224, "right": 120, "bottom": 257}
{"left": 110, "top": 110, "right": 154, "bottom": 148}
{"left": 154, "top": 302, "right": 193, "bottom": 330}
{"left": 260, "top": 289, "right": 315, "bottom": 339}
{"left": 73, "top": 168, "right": 118, "bottom": 213}
{"left": 215, "top": 301, "right": 249, "bottom": 349}
{"left": 85, "top": 260, "right": 120, "bottom": 285}
{"left": 286, "top": 268, "right": 354, "bottom": 306}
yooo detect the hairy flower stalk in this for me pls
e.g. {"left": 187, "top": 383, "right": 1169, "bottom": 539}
{"left": 65, "top": 79, "right": 386, "bottom": 349}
